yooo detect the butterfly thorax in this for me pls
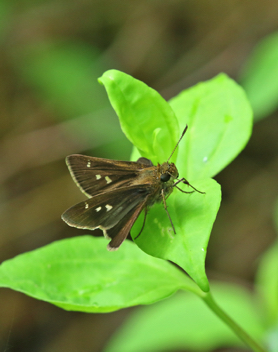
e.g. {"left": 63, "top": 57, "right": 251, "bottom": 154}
{"left": 136, "top": 161, "right": 178, "bottom": 207}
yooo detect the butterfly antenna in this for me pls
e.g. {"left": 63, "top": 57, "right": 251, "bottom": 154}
{"left": 167, "top": 125, "right": 188, "bottom": 162}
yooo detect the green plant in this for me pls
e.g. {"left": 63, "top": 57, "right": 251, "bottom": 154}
{"left": 1, "top": 70, "right": 270, "bottom": 351}
{"left": 105, "top": 199, "right": 278, "bottom": 352}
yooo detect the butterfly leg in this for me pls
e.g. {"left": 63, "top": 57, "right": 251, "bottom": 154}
{"left": 174, "top": 185, "right": 194, "bottom": 194}
{"left": 134, "top": 208, "right": 148, "bottom": 240}
{"left": 173, "top": 178, "right": 205, "bottom": 194}
{"left": 161, "top": 189, "right": 176, "bottom": 234}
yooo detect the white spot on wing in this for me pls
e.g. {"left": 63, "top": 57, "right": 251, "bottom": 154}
{"left": 87, "top": 161, "right": 91, "bottom": 167}
{"left": 96, "top": 206, "right": 102, "bottom": 212}
{"left": 85, "top": 202, "right": 89, "bottom": 209}
{"left": 96, "top": 175, "right": 101, "bottom": 180}
{"left": 105, "top": 176, "right": 112, "bottom": 184}
{"left": 105, "top": 204, "right": 113, "bottom": 212}
{"left": 203, "top": 156, "right": 208, "bottom": 163}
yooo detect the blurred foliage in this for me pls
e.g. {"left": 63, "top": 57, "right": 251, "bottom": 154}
{"left": 14, "top": 41, "right": 108, "bottom": 119}
{"left": 105, "top": 284, "right": 264, "bottom": 352}
{"left": 255, "top": 199, "right": 278, "bottom": 327}
{"left": 0, "top": 1, "right": 13, "bottom": 43}
{"left": 240, "top": 32, "right": 278, "bottom": 122}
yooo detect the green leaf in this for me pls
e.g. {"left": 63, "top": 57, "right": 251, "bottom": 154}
{"left": 98, "top": 70, "right": 179, "bottom": 164}
{"left": 169, "top": 73, "right": 253, "bottom": 180}
{"left": 132, "top": 178, "right": 221, "bottom": 292}
{"left": 240, "top": 32, "right": 278, "bottom": 121}
{"left": 104, "top": 283, "right": 264, "bottom": 352}
{"left": 98, "top": 72, "right": 227, "bottom": 291}
{"left": 0, "top": 236, "right": 200, "bottom": 313}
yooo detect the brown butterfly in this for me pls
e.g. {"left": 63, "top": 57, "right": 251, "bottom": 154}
{"left": 61, "top": 126, "right": 203, "bottom": 251}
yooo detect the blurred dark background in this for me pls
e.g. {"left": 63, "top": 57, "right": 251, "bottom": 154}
{"left": 1, "top": 0, "right": 278, "bottom": 351}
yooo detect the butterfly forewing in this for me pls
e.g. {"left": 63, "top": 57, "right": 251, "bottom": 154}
{"left": 66, "top": 154, "right": 150, "bottom": 198}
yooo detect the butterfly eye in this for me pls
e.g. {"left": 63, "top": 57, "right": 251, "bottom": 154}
{"left": 160, "top": 173, "right": 171, "bottom": 182}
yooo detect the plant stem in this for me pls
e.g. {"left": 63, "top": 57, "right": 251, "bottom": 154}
{"left": 202, "top": 291, "right": 267, "bottom": 352}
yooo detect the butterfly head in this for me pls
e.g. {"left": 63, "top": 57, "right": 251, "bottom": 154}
{"left": 160, "top": 162, "right": 179, "bottom": 183}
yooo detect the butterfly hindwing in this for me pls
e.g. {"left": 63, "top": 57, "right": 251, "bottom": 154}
{"left": 106, "top": 200, "right": 147, "bottom": 250}
{"left": 62, "top": 185, "right": 150, "bottom": 234}
{"left": 66, "top": 154, "right": 150, "bottom": 197}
